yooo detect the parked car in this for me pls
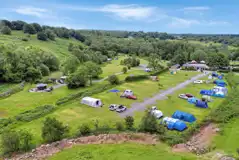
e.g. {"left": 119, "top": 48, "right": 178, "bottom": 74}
{"left": 109, "top": 104, "right": 118, "bottom": 111}
{"left": 116, "top": 105, "right": 127, "bottom": 113}
{"left": 178, "top": 94, "right": 189, "bottom": 100}
{"left": 194, "top": 80, "right": 203, "bottom": 84}
{"left": 185, "top": 93, "right": 194, "bottom": 98}
{"left": 126, "top": 95, "right": 137, "bottom": 100}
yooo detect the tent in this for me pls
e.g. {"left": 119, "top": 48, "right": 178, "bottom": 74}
{"left": 121, "top": 89, "right": 133, "bottom": 97}
{"left": 200, "top": 90, "right": 214, "bottom": 96}
{"left": 81, "top": 97, "right": 103, "bottom": 107}
{"left": 213, "top": 86, "right": 228, "bottom": 94}
{"left": 162, "top": 117, "right": 187, "bottom": 131}
{"left": 218, "top": 75, "right": 223, "bottom": 80}
{"left": 36, "top": 83, "right": 47, "bottom": 90}
{"left": 212, "top": 72, "right": 218, "bottom": 77}
{"left": 187, "top": 97, "right": 199, "bottom": 104}
{"left": 195, "top": 100, "right": 208, "bottom": 108}
{"left": 202, "top": 95, "right": 212, "bottom": 102}
{"left": 172, "top": 110, "right": 196, "bottom": 123}
{"left": 214, "top": 80, "right": 227, "bottom": 87}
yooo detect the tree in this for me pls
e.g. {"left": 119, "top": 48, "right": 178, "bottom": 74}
{"left": 108, "top": 75, "right": 120, "bottom": 85}
{"left": 23, "top": 24, "right": 36, "bottom": 34}
{"left": 37, "top": 32, "right": 48, "bottom": 41}
{"left": 25, "top": 67, "right": 42, "bottom": 82}
{"left": 207, "top": 53, "right": 229, "bottom": 67}
{"left": 0, "top": 20, "right": 12, "bottom": 28}
{"left": 139, "top": 111, "right": 165, "bottom": 134}
{"left": 148, "top": 54, "right": 163, "bottom": 70}
{"left": 45, "top": 29, "right": 56, "bottom": 40}
{"left": 1, "top": 130, "right": 20, "bottom": 154}
{"left": 78, "top": 124, "right": 91, "bottom": 136}
{"left": 124, "top": 116, "right": 134, "bottom": 130}
{"left": 1, "top": 26, "right": 11, "bottom": 35}
{"left": 19, "top": 130, "right": 33, "bottom": 151}
{"left": 42, "top": 117, "right": 69, "bottom": 143}
{"left": 62, "top": 55, "right": 80, "bottom": 75}
{"left": 84, "top": 61, "right": 103, "bottom": 85}
{"left": 68, "top": 43, "right": 74, "bottom": 51}
{"left": 11, "top": 20, "right": 26, "bottom": 30}
{"left": 191, "top": 49, "right": 207, "bottom": 61}
{"left": 66, "top": 66, "right": 89, "bottom": 88}
{"left": 40, "top": 64, "right": 50, "bottom": 76}
{"left": 122, "top": 67, "right": 127, "bottom": 74}
{"left": 31, "top": 23, "right": 42, "bottom": 32}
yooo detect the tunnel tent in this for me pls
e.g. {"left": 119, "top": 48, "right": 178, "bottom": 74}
{"left": 187, "top": 97, "right": 199, "bottom": 104}
{"left": 172, "top": 110, "right": 196, "bottom": 123}
{"left": 81, "top": 97, "right": 103, "bottom": 107}
{"left": 195, "top": 100, "right": 208, "bottom": 108}
{"left": 162, "top": 117, "right": 187, "bottom": 131}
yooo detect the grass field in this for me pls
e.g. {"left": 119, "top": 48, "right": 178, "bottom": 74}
{"left": 0, "top": 31, "right": 83, "bottom": 61}
{"left": 48, "top": 143, "right": 196, "bottom": 160}
{"left": 13, "top": 71, "right": 200, "bottom": 144}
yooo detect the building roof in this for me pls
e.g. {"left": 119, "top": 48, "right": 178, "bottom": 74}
{"left": 183, "top": 63, "right": 209, "bottom": 69}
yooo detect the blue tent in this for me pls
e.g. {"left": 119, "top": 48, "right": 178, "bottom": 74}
{"left": 172, "top": 110, "right": 196, "bottom": 123}
{"left": 212, "top": 72, "right": 218, "bottom": 77}
{"left": 195, "top": 100, "right": 208, "bottom": 108}
{"left": 167, "top": 121, "right": 187, "bottom": 131}
{"left": 200, "top": 90, "right": 214, "bottom": 96}
{"left": 218, "top": 75, "right": 223, "bottom": 80}
{"left": 214, "top": 80, "right": 227, "bottom": 87}
{"left": 187, "top": 97, "right": 199, "bottom": 104}
{"left": 109, "top": 89, "right": 120, "bottom": 93}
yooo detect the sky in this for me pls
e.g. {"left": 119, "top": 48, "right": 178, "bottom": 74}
{"left": 0, "top": 0, "right": 239, "bottom": 34}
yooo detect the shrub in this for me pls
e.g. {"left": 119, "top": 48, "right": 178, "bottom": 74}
{"left": 42, "top": 117, "right": 69, "bottom": 143}
{"left": 21, "top": 37, "right": 29, "bottom": 41}
{"left": 115, "top": 122, "right": 124, "bottom": 131}
{"left": 1, "top": 26, "right": 11, "bottom": 35}
{"left": 121, "top": 57, "right": 140, "bottom": 67}
{"left": 125, "top": 116, "right": 134, "bottom": 130}
{"left": 37, "top": 32, "right": 48, "bottom": 41}
{"left": 162, "top": 133, "right": 184, "bottom": 146}
{"left": 150, "top": 67, "right": 169, "bottom": 76}
{"left": 125, "top": 75, "right": 148, "bottom": 82}
{"left": 78, "top": 124, "right": 91, "bottom": 136}
{"left": 127, "top": 65, "right": 131, "bottom": 70}
{"left": 108, "top": 75, "right": 120, "bottom": 85}
{"left": 122, "top": 67, "right": 127, "bottom": 74}
{"left": 40, "top": 64, "right": 50, "bottom": 76}
{"left": 232, "top": 67, "right": 239, "bottom": 72}
{"left": 23, "top": 24, "right": 36, "bottom": 34}
{"left": 19, "top": 130, "right": 33, "bottom": 151}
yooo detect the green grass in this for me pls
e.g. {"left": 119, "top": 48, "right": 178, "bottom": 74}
{"left": 212, "top": 118, "right": 239, "bottom": 156}
{"left": 0, "top": 31, "right": 84, "bottom": 61}
{"left": 13, "top": 71, "right": 200, "bottom": 144}
{"left": 48, "top": 143, "right": 196, "bottom": 160}
{"left": 0, "top": 83, "right": 14, "bottom": 93}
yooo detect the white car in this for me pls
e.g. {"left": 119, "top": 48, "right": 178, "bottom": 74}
{"left": 109, "top": 104, "right": 118, "bottom": 111}
{"left": 194, "top": 80, "right": 204, "bottom": 84}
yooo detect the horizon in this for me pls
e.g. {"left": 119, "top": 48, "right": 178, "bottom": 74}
{"left": 1, "top": 0, "right": 239, "bottom": 34}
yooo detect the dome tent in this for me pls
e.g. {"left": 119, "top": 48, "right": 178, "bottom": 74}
{"left": 195, "top": 100, "right": 208, "bottom": 108}
{"left": 172, "top": 110, "right": 196, "bottom": 123}
{"left": 187, "top": 97, "right": 199, "bottom": 104}
{"left": 214, "top": 80, "right": 227, "bottom": 87}
{"left": 162, "top": 117, "right": 187, "bottom": 131}
{"left": 81, "top": 97, "right": 103, "bottom": 107}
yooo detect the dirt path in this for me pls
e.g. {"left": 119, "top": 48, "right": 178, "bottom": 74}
{"left": 120, "top": 72, "right": 209, "bottom": 117}
{"left": 172, "top": 123, "right": 219, "bottom": 154}
{"left": 10, "top": 133, "right": 157, "bottom": 160}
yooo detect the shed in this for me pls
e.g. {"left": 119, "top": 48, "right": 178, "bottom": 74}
{"left": 172, "top": 110, "right": 196, "bottom": 123}
{"left": 195, "top": 100, "right": 208, "bottom": 108}
{"left": 36, "top": 83, "right": 47, "bottom": 90}
{"left": 81, "top": 97, "right": 103, "bottom": 107}
{"left": 162, "top": 117, "right": 187, "bottom": 131}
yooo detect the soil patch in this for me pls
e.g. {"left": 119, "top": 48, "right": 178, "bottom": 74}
{"left": 10, "top": 133, "right": 157, "bottom": 160}
{"left": 172, "top": 123, "right": 219, "bottom": 154}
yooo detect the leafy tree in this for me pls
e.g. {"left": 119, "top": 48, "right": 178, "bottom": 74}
{"left": 62, "top": 55, "right": 80, "bottom": 75}
{"left": 74, "top": 31, "right": 85, "bottom": 42}
{"left": 78, "top": 124, "right": 91, "bottom": 136}
{"left": 191, "top": 49, "right": 207, "bottom": 61}
{"left": 40, "top": 64, "right": 50, "bottom": 76}
{"left": 207, "top": 53, "right": 229, "bottom": 67}
{"left": 31, "top": 23, "right": 42, "bottom": 32}
{"left": 0, "top": 20, "right": 12, "bottom": 28}
{"left": 45, "top": 29, "right": 56, "bottom": 40}
{"left": 42, "top": 117, "right": 69, "bottom": 143}
{"left": 37, "top": 31, "right": 48, "bottom": 41}
{"left": 148, "top": 54, "right": 163, "bottom": 70}
{"left": 1, "top": 26, "right": 11, "bottom": 35}
{"left": 66, "top": 66, "right": 89, "bottom": 88}
{"left": 1, "top": 130, "right": 20, "bottom": 154}
{"left": 84, "top": 61, "right": 103, "bottom": 85}
{"left": 122, "top": 67, "right": 127, "bottom": 74}
{"left": 115, "top": 122, "right": 124, "bottom": 131}
{"left": 124, "top": 116, "right": 134, "bottom": 130}
{"left": 25, "top": 67, "right": 42, "bottom": 82}
{"left": 11, "top": 20, "right": 26, "bottom": 30}
{"left": 108, "top": 75, "right": 120, "bottom": 85}
{"left": 19, "top": 130, "right": 33, "bottom": 151}
{"left": 23, "top": 24, "right": 36, "bottom": 34}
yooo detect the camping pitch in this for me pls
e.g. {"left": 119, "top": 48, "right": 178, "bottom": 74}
{"left": 172, "top": 110, "right": 196, "bottom": 123}
{"left": 162, "top": 117, "right": 187, "bottom": 131}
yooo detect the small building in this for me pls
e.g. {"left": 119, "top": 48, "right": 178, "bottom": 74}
{"left": 183, "top": 63, "right": 209, "bottom": 70}
{"left": 36, "top": 83, "right": 47, "bottom": 90}
{"left": 81, "top": 97, "right": 103, "bottom": 107}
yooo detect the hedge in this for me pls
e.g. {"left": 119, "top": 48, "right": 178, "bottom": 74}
{"left": 0, "top": 82, "right": 25, "bottom": 99}
{"left": 218, "top": 69, "right": 230, "bottom": 73}
{"left": 125, "top": 75, "right": 149, "bottom": 82}
{"left": 150, "top": 67, "right": 169, "bottom": 76}
{"left": 232, "top": 67, "right": 239, "bottom": 72}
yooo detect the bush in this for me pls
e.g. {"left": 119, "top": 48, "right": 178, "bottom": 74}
{"left": 78, "top": 124, "right": 91, "bottom": 136}
{"left": 1, "top": 129, "right": 33, "bottom": 154}
{"left": 108, "top": 75, "right": 120, "bottom": 85}
{"left": 232, "top": 67, "right": 239, "bottom": 72}
{"left": 121, "top": 57, "right": 140, "bottom": 67}
{"left": 122, "top": 67, "right": 127, "bottom": 74}
{"left": 218, "top": 69, "right": 230, "bottom": 73}
{"left": 15, "top": 105, "right": 55, "bottom": 122}
{"left": 23, "top": 24, "right": 36, "bottom": 34}
{"left": 42, "top": 117, "right": 69, "bottom": 143}
{"left": 125, "top": 75, "right": 148, "bottom": 82}
{"left": 115, "top": 122, "right": 124, "bottom": 131}
{"left": 0, "top": 82, "right": 25, "bottom": 99}
{"left": 37, "top": 32, "right": 48, "bottom": 41}
{"left": 150, "top": 67, "right": 169, "bottom": 76}
{"left": 1, "top": 26, "right": 11, "bottom": 35}
{"left": 127, "top": 65, "right": 131, "bottom": 70}
{"left": 21, "top": 37, "right": 29, "bottom": 41}
{"left": 125, "top": 116, "right": 134, "bottom": 130}
{"left": 40, "top": 64, "right": 50, "bottom": 76}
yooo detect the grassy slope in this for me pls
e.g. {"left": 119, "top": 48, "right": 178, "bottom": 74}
{"left": 15, "top": 71, "right": 200, "bottom": 144}
{"left": 0, "top": 31, "right": 83, "bottom": 61}
{"left": 48, "top": 143, "right": 196, "bottom": 160}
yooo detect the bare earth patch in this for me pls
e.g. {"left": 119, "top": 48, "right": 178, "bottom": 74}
{"left": 10, "top": 133, "right": 157, "bottom": 160}
{"left": 172, "top": 123, "right": 219, "bottom": 154}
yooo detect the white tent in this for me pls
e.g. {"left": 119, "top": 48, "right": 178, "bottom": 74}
{"left": 122, "top": 89, "right": 133, "bottom": 97}
{"left": 81, "top": 97, "right": 103, "bottom": 107}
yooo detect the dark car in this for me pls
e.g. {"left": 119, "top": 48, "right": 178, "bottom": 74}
{"left": 109, "top": 104, "right": 118, "bottom": 111}
{"left": 116, "top": 105, "right": 127, "bottom": 113}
